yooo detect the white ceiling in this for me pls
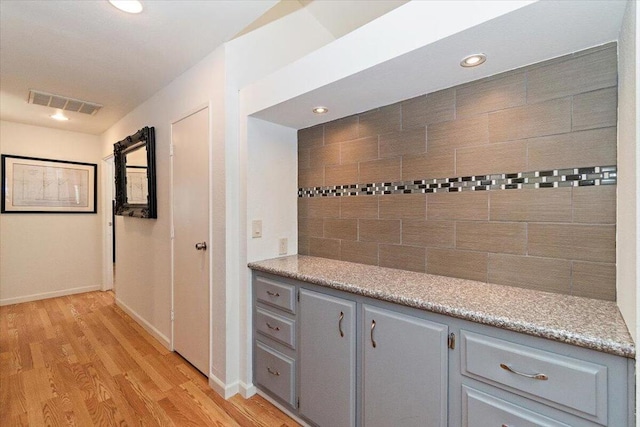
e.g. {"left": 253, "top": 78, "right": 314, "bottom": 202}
{"left": 0, "top": 0, "right": 406, "bottom": 136}
{"left": 252, "top": 0, "right": 629, "bottom": 129}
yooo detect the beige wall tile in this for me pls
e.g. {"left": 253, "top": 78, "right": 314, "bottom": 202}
{"left": 572, "top": 185, "right": 616, "bottom": 224}
{"left": 456, "top": 72, "right": 526, "bottom": 118}
{"left": 299, "top": 167, "right": 324, "bottom": 188}
{"left": 572, "top": 261, "right": 616, "bottom": 301}
{"left": 341, "top": 241, "right": 378, "bottom": 266}
{"left": 489, "top": 98, "right": 571, "bottom": 142}
{"left": 427, "top": 249, "right": 487, "bottom": 282}
{"left": 298, "top": 236, "right": 309, "bottom": 255}
{"left": 325, "top": 163, "right": 358, "bottom": 186}
{"left": 359, "top": 219, "right": 401, "bottom": 244}
{"left": 298, "top": 217, "right": 324, "bottom": 238}
{"left": 340, "top": 136, "right": 378, "bottom": 164}
{"left": 308, "top": 197, "right": 340, "bottom": 218}
{"left": 428, "top": 115, "right": 488, "bottom": 151}
{"left": 359, "top": 157, "right": 401, "bottom": 183}
{"left": 425, "top": 88, "right": 456, "bottom": 125}
{"left": 456, "top": 222, "right": 526, "bottom": 255}
{"left": 489, "top": 187, "right": 572, "bottom": 222}
{"left": 298, "top": 148, "right": 310, "bottom": 170}
{"left": 379, "top": 245, "right": 426, "bottom": 272}
{"left": 379, "top": 193, "right": 426, "bottom": 219}
{"left": 379, "top": 127, "right": 426, "bottom": 158}
{"left": 309, "top": 237, "right": 341, "bottom": 260}
{"left": 572, "top": 87, "right": 618, "bottom": 131}
{"left": 310, "top": 143, "right": 340, "bottom": 167}
{"left": 298, "top": 125, "right": 324, "bottom": 150}
{"left": 324, "top": 219, "right": 358, "bottom": 241}
{"left": 325, "top": 116, "right": 358, "bottom": 144}
{"left": 402, "top": 150, "right": 455, "bottom": 181}
{"left": 358, "top": 104, "right": 401, "bottom": 138}
{"left": 402, "top": 220, "right": 454, "bottom": 248}
{"left": 341, "top": 196, "right": 378, "bottom": 219}
{"left": 298, "top": 197, "right": 308, "bottom": 218}
{"left": 427, "top": 192, "right": 488, "bottom": 221}
{"left": 487, "top": 254, "right": 571, "bottom": 294}
{"left": 528, "top": 223, "right": 615, "bottom": 262}
{"left": 456, "top": 140, "right": 526, "bottom": 177}
{"left": 401, "top": 95, "right": 428, "bottom": 130}
{"left": 527, "top": 127, "right": 617, "bottom": 171}
{"left": 527, "top": 45, "right": 617, "bottom": 104}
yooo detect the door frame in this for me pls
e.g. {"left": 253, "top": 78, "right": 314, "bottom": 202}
{"left": 170, "top": 103, "right": 212, "bottom": 376}
{"left": 102, "top": 154, "right": 115, "bottom": 291}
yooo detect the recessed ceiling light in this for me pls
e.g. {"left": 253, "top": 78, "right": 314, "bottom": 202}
{"left": 313, "top": 106, "right": 328, "bottom": 114}
{"left": 51, "top": 112, "right": 69, "bottom": 121}
{"left": 109, "top": 0, "right": 143, "bottom": 14}
{"left": 460, "top": 53, "right": 487, "bottom": 68}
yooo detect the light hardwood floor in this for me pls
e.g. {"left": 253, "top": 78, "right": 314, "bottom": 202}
{"left": 0, "top": 291, "right": 300, "bottom": 426}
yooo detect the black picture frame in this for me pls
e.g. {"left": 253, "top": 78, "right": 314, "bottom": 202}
{"left": 1, "top": 154, "right": 97, "bottom": 214}
{"left": 113, "top": 126, "right": 157, "bottom": 219}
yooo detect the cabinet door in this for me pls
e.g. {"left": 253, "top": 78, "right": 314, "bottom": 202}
{"left": 299, "top": 289, "right": 356, "bottom": 427}
{"left": 363, "top": 305, "right": 448, "bottom": 427}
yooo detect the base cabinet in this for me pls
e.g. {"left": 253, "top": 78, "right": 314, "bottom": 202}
{"left": 362, "top": 305, "right": 448, "bottom": 427}
{"left": 299, "top": 289, "right": 356, "bottom": 427}
{"left": 252, "top": 272, "right": 635, "bottom": 427}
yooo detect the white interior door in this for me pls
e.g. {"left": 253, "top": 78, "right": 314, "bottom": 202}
{"left": 172, "top": 107, "right": 210, "bottom": 375}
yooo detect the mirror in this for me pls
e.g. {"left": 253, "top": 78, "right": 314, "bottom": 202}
{"left": 114, "top": 126, "right": 157, "bottom": 218}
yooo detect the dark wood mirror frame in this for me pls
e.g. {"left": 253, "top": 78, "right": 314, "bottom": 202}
{"left": 114, "top": 126, "right": 157, "bottom": 218}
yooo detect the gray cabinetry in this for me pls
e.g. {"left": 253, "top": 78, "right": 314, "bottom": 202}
{"left": 362, "top": 305, "right": 448, "bottom": 427}
{"left": 299, "top": 289, "right": 356, "bottom": 427}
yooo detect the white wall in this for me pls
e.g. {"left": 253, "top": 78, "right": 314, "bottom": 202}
{"left": 617, "top": 0, "right": 638, "bottom": 342}
{"left": 100, "top": 47, "right": 229, "bottom": 385}
{"left": 0, "top": 121, "right": 103, "bottom": 305}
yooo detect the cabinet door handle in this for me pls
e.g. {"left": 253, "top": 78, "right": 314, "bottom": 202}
{"left": 267, "top": 367, "right": 280, "bottom": 376}
{"left": 266, "top": 290, "right": 280, "bottom": 297}
{"left": 370, "top": 319, "right": 377, "bottom": 348}
{"left": 500, "top": 363, "right": 548, "bottom": 381}
{"left": 338, "top": 311, "right": 344, "bottom": 337}
{"left": 266, "top": 322, "right": 280, "bottom": 331}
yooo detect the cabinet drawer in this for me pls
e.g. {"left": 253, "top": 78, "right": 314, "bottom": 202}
{"left": 461, "top": 330, "right": 607, "bottom": 422}
{"left": 255, "top": 341, "right": 295, "bottom": 407}
{"left": 462, "top": 386, "right": 570, "bottom": 427}
{"left": 256, "top": 308, "right": 296, "bottom": 349}
{"left": 255, "top": 276, "right": 296, "bottom": 314}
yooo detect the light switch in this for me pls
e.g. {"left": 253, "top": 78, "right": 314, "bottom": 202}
{"left": 252, "top": 220, "right": 262, "bottom": 238}
{"left": 278, "top": 238, "right": 288, "bottom": 255}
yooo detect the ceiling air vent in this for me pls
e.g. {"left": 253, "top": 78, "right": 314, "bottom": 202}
{"left": 28, "top": 90, "right": 103, "bottom": 116}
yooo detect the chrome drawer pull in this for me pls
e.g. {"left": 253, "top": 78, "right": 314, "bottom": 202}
{"left": 266, "top": 322, "right": 280, "bottom": 331}
{"left": 370, "top": 319, "right": 377, "bottom": 348}
{"left": 338, "top": 311, "right": 344, "bottom": 337}
{"left": 267, "top": 367, "right": 280, "bottom": 376}
{"left": 266, "top": 290, "right": 280, "bottom": 297}
{"left": 500, "top": 363, "right": 548, "bottom": 381}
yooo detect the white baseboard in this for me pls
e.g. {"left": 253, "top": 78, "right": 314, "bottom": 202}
{"left": 0, "top": 285, "right": 101, "bottom": 306}
{"left": 209, "top": 375, "right": 242, "bottom": 399}
{"left": 115, "top": 297, "right": 171, "bottom": 349}
{"left": 257, "top": 389, "right": 311, "bottom": 427}
{"left": 239, "top": 381, "right": 256, "bottom": 398}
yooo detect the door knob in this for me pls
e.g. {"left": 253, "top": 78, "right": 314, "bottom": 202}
{"left": 195, "top": 242, "right": 207, "bottom": 251}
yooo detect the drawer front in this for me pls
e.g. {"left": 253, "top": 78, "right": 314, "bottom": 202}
{"left": 255, "top": 276, "right": 296, "bottom": 314}
{"left": 462, "top": 386, "right": 570, "bottom": 427}
{"left": 256, "top": 308, "right": 296, "bottom": 348}
{"left": 255, "top": 341, "right": 295, "bottom": 406}
{"left": 461, "top": 330, "right": 607, "bottom": 422}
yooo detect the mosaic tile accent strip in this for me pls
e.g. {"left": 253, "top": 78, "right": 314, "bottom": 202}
{"left": 298, "top": 165, "right": 617, "bottom": 197}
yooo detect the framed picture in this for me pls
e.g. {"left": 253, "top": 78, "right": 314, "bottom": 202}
{"left": 1, "top": 154, "right": 97, "bottom": 214}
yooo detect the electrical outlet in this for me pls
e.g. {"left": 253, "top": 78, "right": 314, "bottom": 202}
{"left": 252, "top": 220, "right": 262, "bottom": 238}
{"left": 278, "top": 238, "right": 288, "bottom": 255}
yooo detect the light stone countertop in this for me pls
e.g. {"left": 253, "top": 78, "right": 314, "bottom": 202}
{"left": 248, "top": 255, "right": 635, "bottom": 359}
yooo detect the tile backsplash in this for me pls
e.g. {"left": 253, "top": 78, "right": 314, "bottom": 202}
{"left": 297, "top": 44, "right": 618, "bottom": 301}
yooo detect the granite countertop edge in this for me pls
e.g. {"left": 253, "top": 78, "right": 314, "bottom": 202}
{"left": 248, "top": 256, "right": 635, "bottom": 359}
